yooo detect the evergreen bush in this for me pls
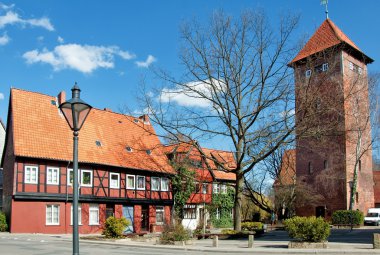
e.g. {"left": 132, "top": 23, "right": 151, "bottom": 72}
{"left": 160, "top": 223, "right": 191, "bottom": 244}
{"left": 331, "top": 210, "right": 364, "bottom": 225}
{"left": 102, "top": 216, "right": 129, "bottom": 238}
{"left": 241, "top": 221, "right": 263, "bottom": 231}
{"left": 0, "top": 212, "right": 7, "bottom": 232}
{"left": 284, "top": 216, "right": 330, "bottom": 242}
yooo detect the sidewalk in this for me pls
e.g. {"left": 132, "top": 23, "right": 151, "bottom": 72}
{"left": 1, "top": 232, "right": 380, "bottom": 254}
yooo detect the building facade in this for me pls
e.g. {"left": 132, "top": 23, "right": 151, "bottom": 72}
{"left": 1, "top": 88, "right": 175, "bottom": 234}
{"left": 164, "top": 143, "right": 236, "bottom": 230}
{"left": 291, "top": 19, "right": 374, "bottom": 217}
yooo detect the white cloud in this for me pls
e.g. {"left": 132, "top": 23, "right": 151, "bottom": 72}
{"left": 23, "top": 44, "right": 136, "bottom": 74}
{"left": 136, "top": 55, "right": 156, "bottom": 68}
{"left": 0, "top": 32, "right": 9, "bottom": 45}
{"left": 159, "top": 80, "right": 223, "bottom": 108}
{"left": 0, "top": 93, "right": 4, "bottom": 100}
{"left": 57, "top": 36, "right": 64, "bottom": 44}
{"left": 0, "top": 11, "right": 54, "bottom": 31}
{"left": 0, "top": 3, "right": 14, "bottom": 10}
{"left": 118, "top": 50, "right": 135, "bottom": 60}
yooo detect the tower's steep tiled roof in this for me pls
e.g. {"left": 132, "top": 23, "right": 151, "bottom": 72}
{"left": 10, "top": 88, "right": 175, "bottom": 174}
{"left": 273, "top": 149, "right": 296, "bottom": 186}
{"left": 290, "top": 19, "right": 373, "bottom": 64}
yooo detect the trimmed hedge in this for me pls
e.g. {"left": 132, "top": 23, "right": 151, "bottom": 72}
{"left": 332, "top": 210, "right": 364, "bottom": 225}
{"left": 102, "top": 216, "right": 129, "bottom": 238}
{"left": 0, "top": 212, "right": 7, "bottom": 232}
{"left": 241, "top": 222, "right": 263, "bottom": 231}
{"left": 284, "top": 216, "right": 330, "bottom": 242}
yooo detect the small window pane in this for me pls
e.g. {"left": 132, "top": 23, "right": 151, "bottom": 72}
{"left": 151, "top": 177, "right": 160, "bottom": 191}
{"left": 81, "top": 170, "right": 93, "bottom": 187}
{"left": 110, "top": 173, "right": 120, "bottom": 189}
{"left": 156, "top": 206, "right": 164, "bottom": 224}
{"left": 161, "top": 178, "right": 169, "bottom": 191}
{"left": 137, "top": 176, "right": 145, "bottom": 190}
{"left": 89, "top": 204, "right": 99, "bottom": 225}
{"left": 127, "top": 175, "right": 135, "bottom": 189}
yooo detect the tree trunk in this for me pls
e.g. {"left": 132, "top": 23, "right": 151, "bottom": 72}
{"left": 234, "top": 172, "right": 244, "bottom": 231}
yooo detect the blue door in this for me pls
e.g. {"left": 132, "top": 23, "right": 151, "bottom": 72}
{"left": 123, "top": 206, "right": 134, "bottom": 233}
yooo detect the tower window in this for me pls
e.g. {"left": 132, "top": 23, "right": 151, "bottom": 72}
{"left": 323, "top": 160, "right": 328, "bottom": 170}
{"left": 305, "top": 69, "right": 312, "bottom": 77}
{"left": 308, "top": 162, "right": 313, "bottom": 174}
{"left": 322, "top": 63, "right": 329, "bottom": 72}
{"left": 356, "top": 192, "right": 359, "bottom": 203}
{"left": 358, "top": 160, "right": 362, "bottom": 172}
{"left": 358, "top": 67, "right": 362, "bottom": 74}
{"left": 349, "top": 62, "right": 354, "bottom": 70}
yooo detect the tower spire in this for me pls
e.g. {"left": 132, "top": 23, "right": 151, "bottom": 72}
{"left": 321, "top": 0, "right": 329, "bottom": 19}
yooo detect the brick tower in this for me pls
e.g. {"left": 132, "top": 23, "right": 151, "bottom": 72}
{"left": 290, "top": 18, "right": 374, "bottom": 218}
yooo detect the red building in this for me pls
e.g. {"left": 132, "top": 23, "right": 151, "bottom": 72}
{"left": 164, "top": 143, "right": 236, "bottom": 230}
{"left": 290, "top": 18, "right": 374, "bottom": 217}
{"left": 1, "top": 88, "right": 175, "bottom": 234}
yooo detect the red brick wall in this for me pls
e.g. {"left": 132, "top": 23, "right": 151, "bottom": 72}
{"left": 373, "top": 171, "right": 380, "bottom": 206}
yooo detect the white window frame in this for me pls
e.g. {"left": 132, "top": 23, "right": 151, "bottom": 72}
{"left": 126, "top": 175, "right": 136, "bottom": 189}
{"left": 81, "top": 170, "right": 93, "bottom": 187}
{"left": 161, "top": 177, "right": 169, "bottom": 191}
{"left": 136, "top": 175, "right": 146, "bottom": 190}
{"left": 221, "top": 184, "right": 227, "bottom": 194}
{"left": 46, "top": 167, "right": 59, "bottom": 185}
{"left": 358, "top": 67, "right": 363, "bottom": 74}
{"left": 322, "top": 63, "right": 329, "bottom": 72}
{"left": 89, "top": 204, "right": 100, "bottom": 225}
{"left": 25, "top": 165, "right": 38, "bottom": 184}
{"left": 71, "top": 203, "right": 82, "bottom": 225}
{"left": 156, "top": 206, "right": 164, "bottom": 225}
{"left": 213, "top": 183, "right": 220, "bottom": 194}
{"left": 109, "top": 172, "right": 120, "bottom": 189}
{"left": 151, "top": 177, "right": 160, "bottom": 191}
{"left": 305, "top": 69, "right": 311, "bottom": 77}
{"left": 46, "top": 204, "right": 60, "bottom": 225}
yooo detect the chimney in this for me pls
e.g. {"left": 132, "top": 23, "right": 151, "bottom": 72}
{"left": 58, "top": 91, "right": 66, "bottom": 105}
{"left": 104, "top": 108, "right": 112, "bottom": 112}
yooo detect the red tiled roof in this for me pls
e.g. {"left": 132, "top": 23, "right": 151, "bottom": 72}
{"left": 10, "top": 88, "right": 175, "bottom": 174}
{"left": 274, "top": 149, "right": 296, "bottom": 186}
{"left": 164, "top": 143, "right": 236, "bottom": 181}
{"left": 290, "top": 19, "right": 372, "bottom": 64}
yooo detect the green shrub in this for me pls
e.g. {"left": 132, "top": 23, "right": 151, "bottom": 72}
{"left": 332, "top": 210, "right": 364, "bottom": 225}
{"left": 0, "top": 212, "right": 7, "bottom": 232}
{"left": 221, "top": 229, "right": 238, "bottom": 235}
{"left": 193, "top": 225, "right": 211, "bottom": 236}
{"left": 102, "top": 216, "right": 129, "bottom": 238}
{"left": 211, "top": 217, "right": 233, "bottom": 228}
{"left": 241, "top": 222, "right": 263, "bottom": 231}
{"left": 160, "top": 224, "right": 190, "bottom": 244}
{"left": 284, "top": 216, "right": 330, "bottom": 242}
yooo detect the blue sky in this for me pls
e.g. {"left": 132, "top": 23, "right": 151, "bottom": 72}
{"left": 0, "top": 0, "right": 379, "bottom": 147}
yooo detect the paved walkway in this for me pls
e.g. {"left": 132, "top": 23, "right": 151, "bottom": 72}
{"left": 1, "top": 229, "right": 380, "bottom": 254}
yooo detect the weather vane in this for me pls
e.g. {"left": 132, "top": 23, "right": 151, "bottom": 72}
{"left": 321, "top": 0, "right": 329, "bottom": 19}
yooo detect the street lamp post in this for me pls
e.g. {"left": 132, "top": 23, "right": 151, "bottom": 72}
{"left": 59, "top": 83, "right": 92, "bottom": 255}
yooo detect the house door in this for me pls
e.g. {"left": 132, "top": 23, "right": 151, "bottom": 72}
{"left": 141, "top": 205, "right": 149, "bottom": 232}
{"left": 123, "top": 206, "right": 134, "bottom": 233}
{"left": 316, "top": 206, "right": 325, "bottom": 218}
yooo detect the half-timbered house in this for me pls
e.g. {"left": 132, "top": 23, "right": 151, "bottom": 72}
{"left": 1, "top": 88, "right": 175, "bottom": 234}
{"left": 164, "top": 143, "right": 236, "bottom": 230}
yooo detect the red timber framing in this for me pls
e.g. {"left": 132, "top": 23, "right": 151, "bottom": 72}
{"left": 2, "top": 88, "right": 177, "bottom": 234}
{"left": 10, "top": 158, "right": 172, "bottom": 234}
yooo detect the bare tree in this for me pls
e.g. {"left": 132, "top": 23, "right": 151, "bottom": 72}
{"left": 139, "top": 10, "right": 302, "bottom": 231}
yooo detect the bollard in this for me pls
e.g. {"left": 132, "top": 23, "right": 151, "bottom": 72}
{"left": 374, "top": 233, "right": 380, "bottom": 249}
{"left": 213, "top": 235, "right": 219, "bottom": 247}
{"left": 248, "top": 234, "right": 254, "bottom": 248}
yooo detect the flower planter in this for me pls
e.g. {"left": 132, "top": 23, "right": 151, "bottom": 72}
{"left": 288, "top": 241, "right": 328, "bottom": 249}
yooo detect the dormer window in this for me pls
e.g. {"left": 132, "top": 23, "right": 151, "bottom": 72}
{"left": 126, "top": 146, "right": 133, "bottom": 152}
{"left": 146, "top": 150, "right": 152, "bottom": 155}
{"left": 95, "top": 140, "right": 102, "bottom": 147}
{"left": 305, "top": 69, "right": 312, "bottom": 77}
{"left": 133, "top": 119, "right": 139, "bottom": 123}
